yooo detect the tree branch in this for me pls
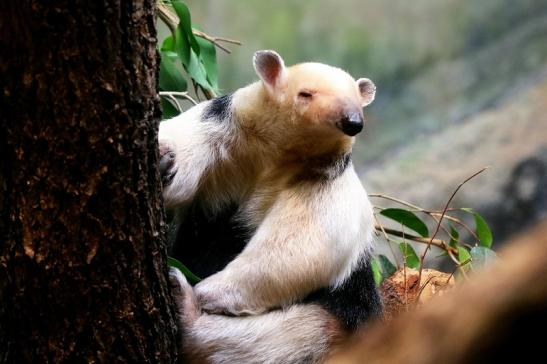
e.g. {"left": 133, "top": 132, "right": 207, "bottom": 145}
{"left": 375, "top": 225, "right": 458, "bottom": 255}
{"left": 159, "top": 91, "right": 198, "bottom": 107}
{"left": 156, "top": 2, "right": 241, "bottom": 54}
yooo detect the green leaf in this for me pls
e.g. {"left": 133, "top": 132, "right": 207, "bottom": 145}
{"left": 370, "top": 257, "right": 383, "bottom": 287}
{"left": 449, "top": 224, "right": 459, "bottom": 248}
{"left": 160, "top": 97, "right": 180, "bottom": 119}
{"left": 399, "top": 242, "right": 420, "bottom": 269}
{"left": 159, "top": 51, "right": 187, "bottom": 92}
{"left": 380, "top": 208, "right": 429, "bottom": 237}
{"left": 171, "top": 0, "right": 200, "bottom": 55}
{"left": 458, "top": 246, "right": 471, "bottom": 264}
{"left": 174, "top": 24, "right": 191, "bottom": 66}
{"left": 161, "top": 35, "right": 175, "bottom": 52}
{"left": 470, "top": 246, "right": 498, "bottom": 270}
{"left": 168, "top": 257, "right": 201, "bottom": 284}
{"left": 461, "top": 208, "right": 493, "bottom": 248}
{"left": 164, "top": 2, "right": 216, "bottom": 94}
{"left": 474, "top": 214, "right": 493, "bottom": 248}
{"left": 379, "top": 254, "right": 397, "bottom": 278}
{"left": 186, "top": 50, "right": 213, "bottom": 90}
{"left": 196, "top": 37, "right": 218, "bottom": 90}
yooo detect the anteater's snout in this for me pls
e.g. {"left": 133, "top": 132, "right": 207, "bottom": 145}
{"left": 337, "top": 111, "right": 364, "bottom": 136}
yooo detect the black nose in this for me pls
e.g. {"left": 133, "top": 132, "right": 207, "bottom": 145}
{"left": 337, "top": 111, "right": 364, "bottom": 136}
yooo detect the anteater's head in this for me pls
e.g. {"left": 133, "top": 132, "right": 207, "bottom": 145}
{"left": 252, "top": 50, "right": 376, "bottom": 139}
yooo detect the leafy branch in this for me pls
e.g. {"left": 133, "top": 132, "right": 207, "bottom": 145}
{"left": 374, "top": 225, "right": 458, "bottom": 255}
{"left": 371, "top": 166, "right": 497, "bottom": 287}
{"left": 417, "top": 167, "right": 489, "bottom": 284}
{"left": 157, "top": 2, "right": 241, "bottom": 54}
{"left": 156, "top": 0, "right": 240, "bottom": 118}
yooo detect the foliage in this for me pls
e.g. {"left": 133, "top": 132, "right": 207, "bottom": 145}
{"left": 167, "top": 257, "right": 201, "bottom": 284}
{"left": 379, "top": 208, "right": 429, "bottom": 237}
{"left": 371, "top": 168, "right": 497, "bottom": 287}
{"left": 157, "top": 0, "right": 239, "bottom": 119}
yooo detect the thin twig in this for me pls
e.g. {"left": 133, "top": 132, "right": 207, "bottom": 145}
{"left": 429, "top": 214, "right": 455, "bottom": 243}
{"left": 156, "top": 3, "right": 241, "bottom": 54}
{"left": 370, "top": 194, "right": 480, "bottom": 242}
{"left": 457, "top": 258, "right": 471, "bottom": 280}
{"left": 157, "top": 2, "right": 177, "bottom": 35}
{"left": 430, "top": 213, "right": 480, "bottom": 242}
{"left": 200, "top": 86, "right": 216, "bottom": 100}
{"left": 161, "top": 93, "right": 182, "bottom": 112}
{"left": 374, "top": 205, "right": 473, "bottom": 249}
{"left": 446, "top": 249, "right": 461, "bottom": 266}
{"left": 195, "top": 32, "right": 241, "bottom": 45}
{"left": 369, "top": 194, "right": 423, "bottom": 211}
{"left": 403, "top": 261, "right": 408, "bottom": 310}
{"left": 445, "top": 264, "right": 459, "bottom": 285}
{"left": 375, "top": 225, "right": 458, "bottom": 255}
{"left": 417, "top": 167, "right": 489, "bottom": 284}
{"left": 159, "top": 91, "right": 198, "bottom": 106}
{"left": 193, "top": 29, "right": 242, "bottom": 54}
{"left": 416, "top": 276, "right": 435, "bottom": 302}
{"left": 428, "top": 214, "right": 474, "bottom": 250}
{"left": 373, "top": 215, "right": 400, "bottom": 268}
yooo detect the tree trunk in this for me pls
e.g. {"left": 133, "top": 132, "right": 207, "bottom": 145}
{"left": 0, "top": 1, "right": 179, "bottom": 362}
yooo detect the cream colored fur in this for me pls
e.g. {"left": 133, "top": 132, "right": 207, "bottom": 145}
{"left": 160, "top": 50, "right": 376, "bottom": 363}
{"left": 170, "top": 269, "right": 342, "bottom": 364}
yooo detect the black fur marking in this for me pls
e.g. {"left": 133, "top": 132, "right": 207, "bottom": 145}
{"left": 305, "top": 257, "right": 383, "bottom": 330}
{"left": 170, "top": 202, "right": 252, "bottom": 279}
{"left": 202, "top": 94, "right": 233, "bottom": 122}
{"left": 169, "top": 197, "right": 381, "bottom": 331}
{"left": 330, "top": 153, "right": 352, "bottom": 179}
{"left": 295, "top": 152, "right": 352, "bottom": 183}
{"left": 169, "top": 199, "right": 382, "bottom": 330}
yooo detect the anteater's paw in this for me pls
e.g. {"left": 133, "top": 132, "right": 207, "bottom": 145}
{"left": 195, "top": 277, "right": 267, "bottom": 316}
{"left": 169, "top": 267, "right": 199, "bottom": 325}
{"left": 159, "top": 141, "right": 177, "bottom": 186}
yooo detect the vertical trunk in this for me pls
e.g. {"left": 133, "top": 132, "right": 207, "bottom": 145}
{"left": 0, "top": 1, "right": 179, "bottom": 362}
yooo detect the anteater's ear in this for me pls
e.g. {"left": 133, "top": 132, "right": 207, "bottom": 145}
{"left": 356, "top": 78, "right": 376, "bottom": 107}
{"left": 253, "top": 50, "right": 287, "bottom": 91}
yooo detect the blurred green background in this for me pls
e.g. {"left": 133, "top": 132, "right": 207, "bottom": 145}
{"left": 181, "top": 0, "right": 547, "bottom": 246}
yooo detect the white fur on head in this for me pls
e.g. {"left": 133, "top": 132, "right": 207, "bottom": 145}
{"left": 253, "top": 50, "right": 287, "bottom": 92}
{"left": 356, "top": 78, "right": 376, "bottom": 107}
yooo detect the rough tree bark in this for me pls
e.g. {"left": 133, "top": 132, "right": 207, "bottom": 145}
{"left": 0, "top": 1, "right": 179, "bottom": 362}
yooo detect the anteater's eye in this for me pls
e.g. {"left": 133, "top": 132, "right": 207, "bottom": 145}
{"left": 298, "top": 91, "right": 313, "bottom": 99}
